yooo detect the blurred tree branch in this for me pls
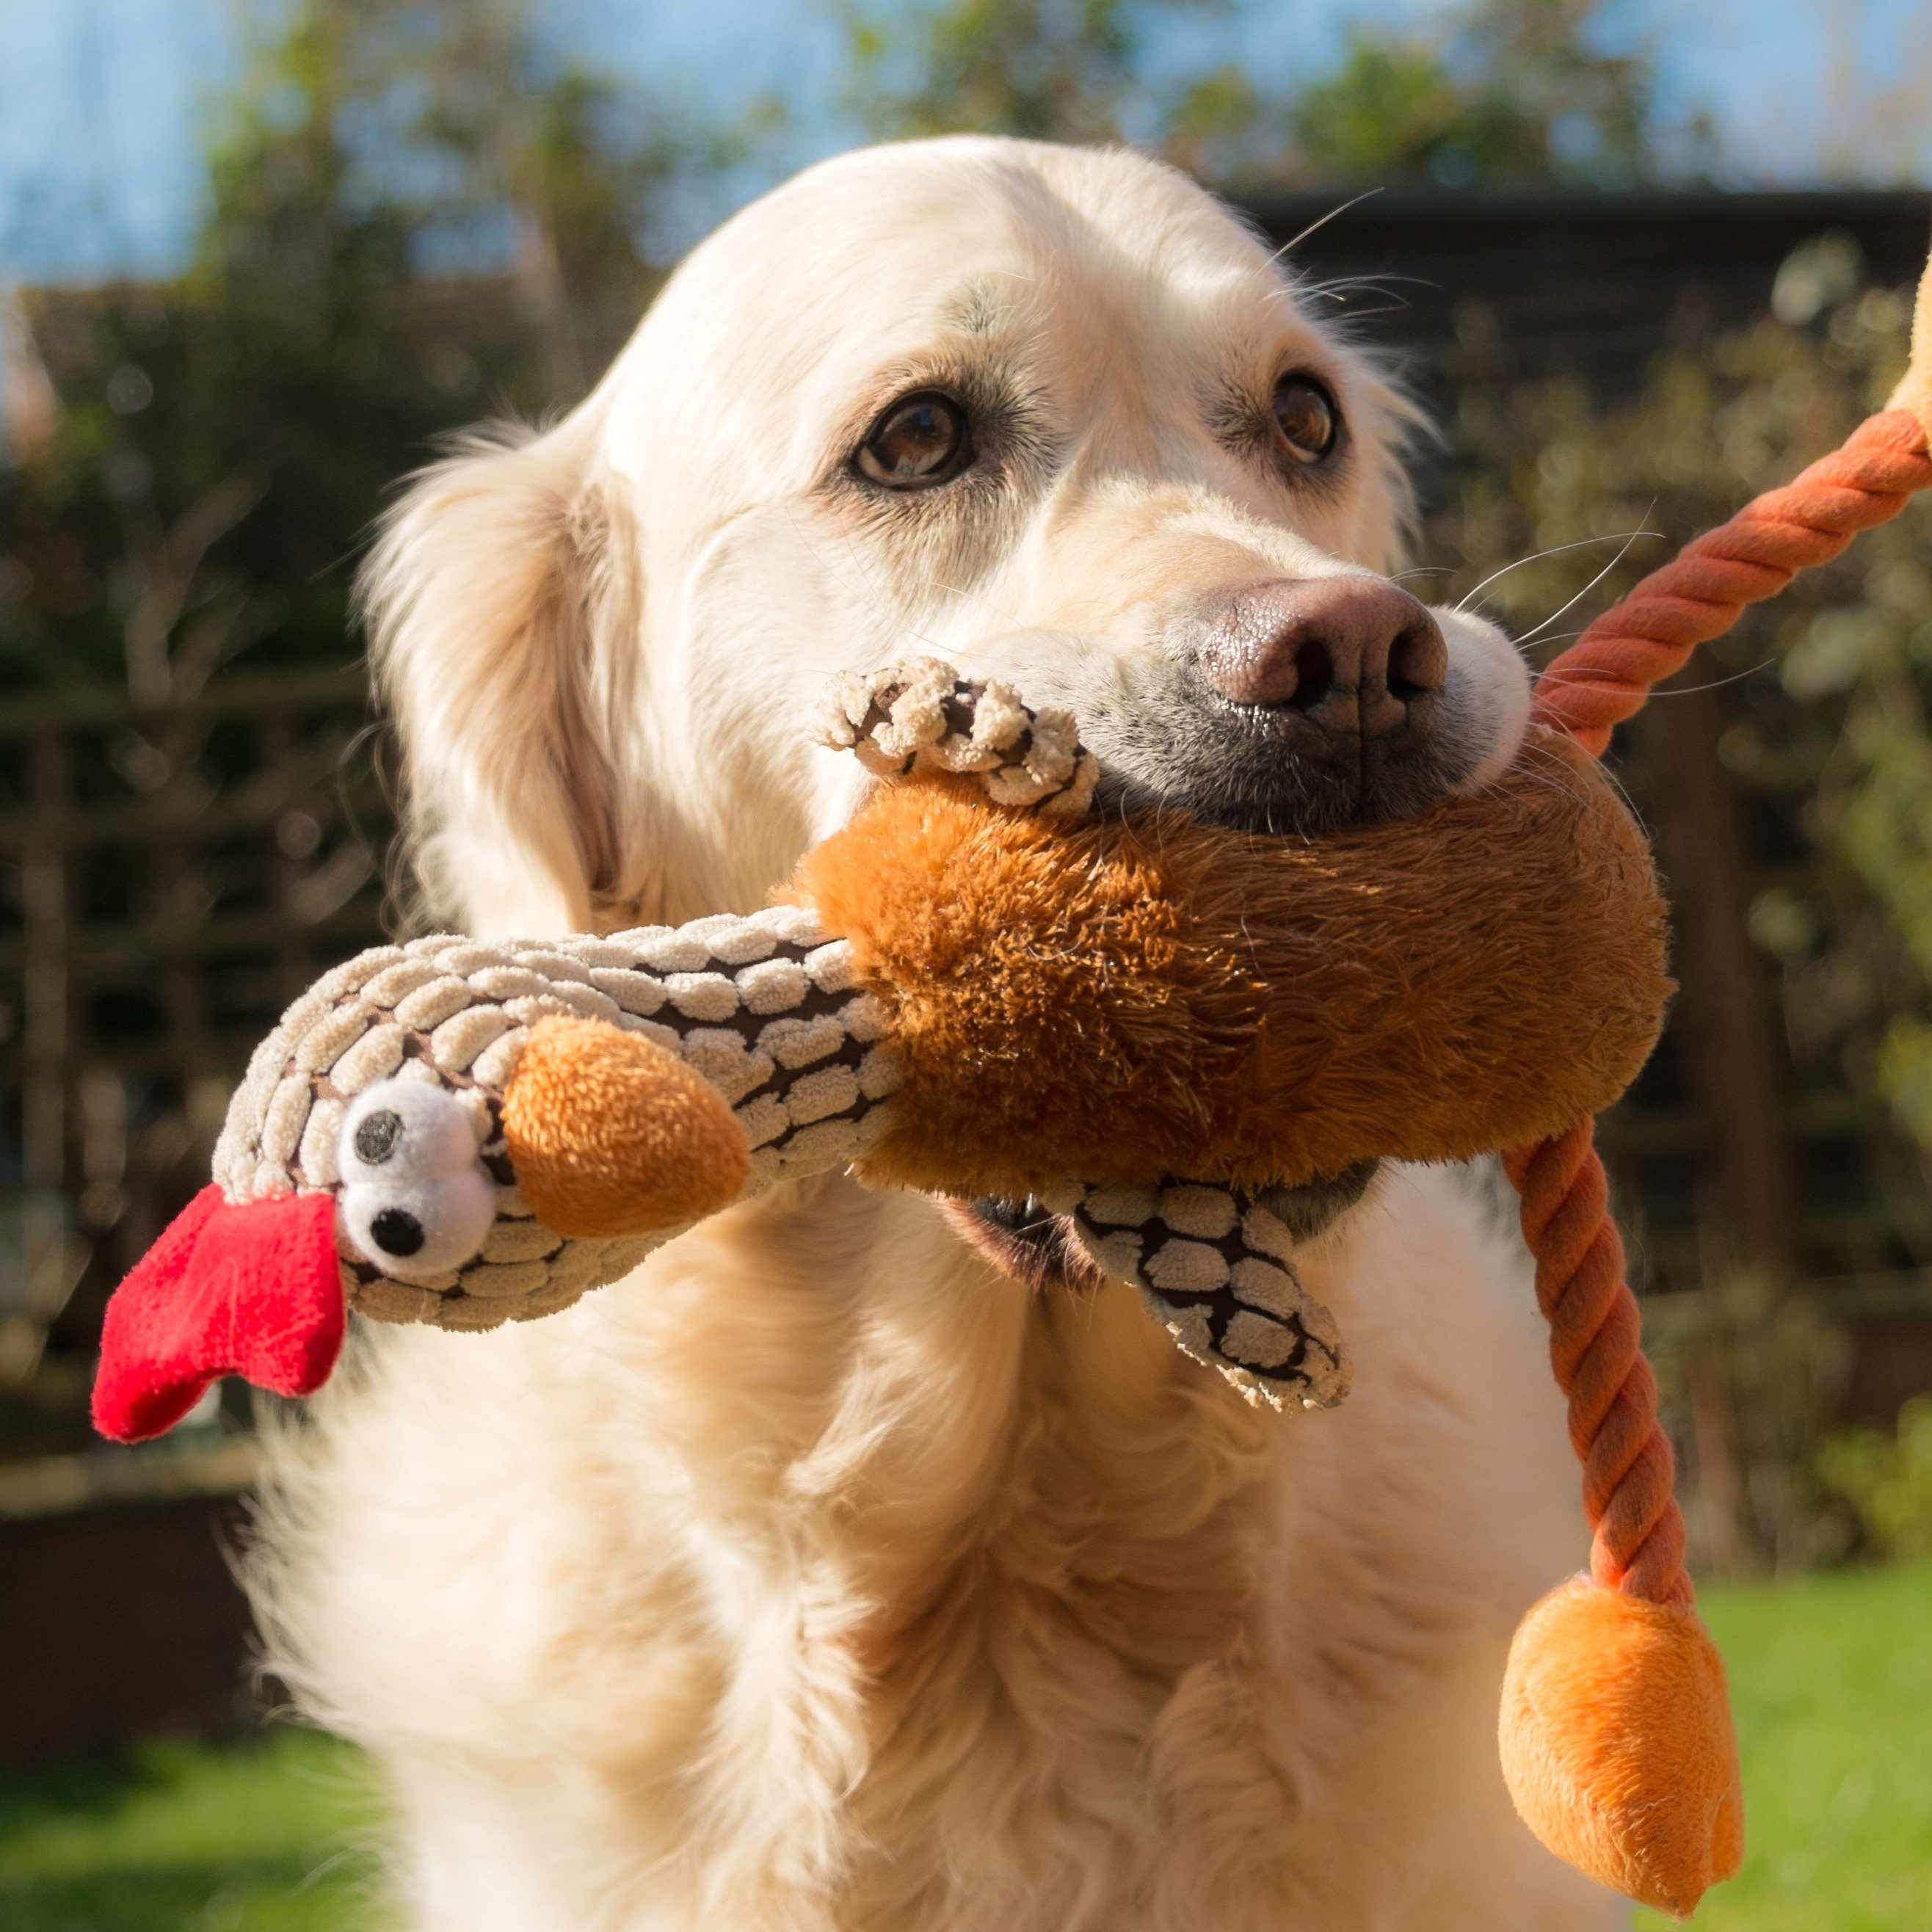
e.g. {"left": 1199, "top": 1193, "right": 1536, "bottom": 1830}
{"left": 838, "top": 0, "right": 1707, "bottom": 188}
{"left": 840, "top": 0, "right": 1214, "bottom": 145}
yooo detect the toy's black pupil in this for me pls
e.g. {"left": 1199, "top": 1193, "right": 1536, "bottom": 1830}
{"left": 370, "top": 1207, "right": 424, "bottom": 1257}
{"left": 355, "top": 1111, "right": 403, "bottom": 1164}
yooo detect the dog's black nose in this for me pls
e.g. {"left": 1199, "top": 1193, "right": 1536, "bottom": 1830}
{"left": 1198, "top": 576, "right": 1447, "bottom": 738}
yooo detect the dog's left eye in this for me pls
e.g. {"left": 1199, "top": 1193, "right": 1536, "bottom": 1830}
{"left": 1272, "top": 374, "right": 1339, "bottom": 465}
{"left": 857, "top": 392, "right": 972, "bottom": 489}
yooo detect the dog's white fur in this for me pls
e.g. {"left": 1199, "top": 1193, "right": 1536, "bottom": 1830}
{"left": 252, "top": 139, "right": 1624, "bottom": 1928}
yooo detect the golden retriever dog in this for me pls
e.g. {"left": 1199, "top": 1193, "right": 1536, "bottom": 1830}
{"left": 251, "top": 137, "right": 1625, "bottom": 1928}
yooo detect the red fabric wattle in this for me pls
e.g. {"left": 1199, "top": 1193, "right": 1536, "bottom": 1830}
{"left": 91, "top": 1185, "right": 346, "bottom": 1442}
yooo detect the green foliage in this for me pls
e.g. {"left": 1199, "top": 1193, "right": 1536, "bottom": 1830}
{"left": 842, "top": 0, "right": 1212, "bottom": 144}
{"left": 0, "top": 1729, "right": 391, "bottom": 1930}
{"left": 840, "top": 0, "right": 1677, "bottom": 186}
{"left": 1634, "top": 1558, "right": 1932, "bottom": 1930}
{"left": 1806, "top": 567, "right": 1932, "bottom": 1149}
{"left": 1293, "top": 0, "right": 1655, "bottom": 186}
{"left": 1158, "top": 62, "right": 1262, "bottom": 181}
{"left": 0, "top": 0, "right": 673, "bottom": 705}
{"left": 203, "top": 0, "right": 672, "bottom": 319}
{"left": 1290, "top": 34, "right": 1477, "bottom": 184}
{"left": 1819, "top": 1398, "right": 1932, "bottom": 1560}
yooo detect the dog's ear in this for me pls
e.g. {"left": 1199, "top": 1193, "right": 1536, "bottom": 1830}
{"left": 360, "top": 417, "right": 642, "bottom": 936}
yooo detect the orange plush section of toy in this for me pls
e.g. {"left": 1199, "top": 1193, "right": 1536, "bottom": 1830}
{"left": 1890, "top": 269, "right": 1932, "bottom": 440}
{"left": 795, "top": 729, "right": 1671, "bottom": 1197}
{"left": 1500, "top": 1579, "right": 1743, "bottom": 1919}
{"left": 503, "top": 1017, "right": 751, "bottom": 1237}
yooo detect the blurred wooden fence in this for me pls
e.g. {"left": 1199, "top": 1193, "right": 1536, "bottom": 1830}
{"left": 0, "top": 669, "right": 388, "bottom": 1459}
{"left": 1247, "top": 186, "right": 1932, "bottom": 393}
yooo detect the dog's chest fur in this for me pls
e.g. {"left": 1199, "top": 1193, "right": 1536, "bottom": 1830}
{"left": 832, "top": 1291, "right": 1290, "bottom": 1925}
{"left": 259, "top": 1172, "right": 1607, "bottom": 1931}
{"left": 617, "top": 1187, "right": 1301, "bottom": 1925}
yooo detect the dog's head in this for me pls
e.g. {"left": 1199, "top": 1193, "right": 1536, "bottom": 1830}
{"left": 364, "top": 137, "right": 1527, "bottom": 939}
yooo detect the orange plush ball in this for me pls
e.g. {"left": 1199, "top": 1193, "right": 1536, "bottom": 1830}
{"left": 1500, "top": 1580, "right": 1743, "bottom": 1919}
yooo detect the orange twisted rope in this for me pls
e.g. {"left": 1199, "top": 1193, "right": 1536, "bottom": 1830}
{"left": 1533, "top": 412, "right": 1932, "bottom": 755}
{"left": 1508, "top": 388, "right": 1932, "bottom": 1607}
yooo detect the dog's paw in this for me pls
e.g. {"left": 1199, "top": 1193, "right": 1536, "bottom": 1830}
{"left": 819, "top": 657, "right": 1099, "bottom": 814}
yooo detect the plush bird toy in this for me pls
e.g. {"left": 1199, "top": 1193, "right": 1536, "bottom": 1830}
{"left": 94, "top": 662, "right": 1666, "bottom": 1430}
{"left": 92, "top": 248, "right": 1932, "bottom": 1920}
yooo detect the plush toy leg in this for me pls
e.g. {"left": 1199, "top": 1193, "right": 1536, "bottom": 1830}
{"left": 1500, "top": 269, "right": 1932, "bottom": 1909}
{"left": 1501, "top": 1579, "right": 1742, "bottom": 1917}
{"left": 1506, "top": 1126, "right": 1744, "bottom": 1916}
{"left": 501, "top": 1016, "right": 752, "bottom": 1238}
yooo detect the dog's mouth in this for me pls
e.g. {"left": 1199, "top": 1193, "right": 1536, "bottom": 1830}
{"left": 1078, "top": 676, "right": 1478, "bottom": 839}
{"left": 943, "top": 1194, "right": 1108, "bottom": 1295}
{"left": 946, "top": 1163, "right": 1380, "bottom": 1293}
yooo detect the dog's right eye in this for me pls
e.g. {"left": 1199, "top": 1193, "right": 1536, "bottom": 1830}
{"left": 857, "top": 393, "right": 971, "bottom": 489}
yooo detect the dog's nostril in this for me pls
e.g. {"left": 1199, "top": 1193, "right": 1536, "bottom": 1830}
{"left": 1287, "top": 637, "right": 1334, "bottom": 710}
{"left": 1387, "top": 622, "right": 1448, "bottom": 704}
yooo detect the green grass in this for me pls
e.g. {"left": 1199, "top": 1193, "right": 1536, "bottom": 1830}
{"left": 4, "top": 1563, "right": 1929, "bottom": 1928}
{"left": 0, "top": 1729, "right": 391, "bottom": 1931}
{"left": 1636, "top": 1555, "right": 1932, "bottom": 1930}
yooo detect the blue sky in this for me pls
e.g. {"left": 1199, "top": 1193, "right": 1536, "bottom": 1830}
{"left": 1, "top": 0, "right": 1928, "bottom": 283}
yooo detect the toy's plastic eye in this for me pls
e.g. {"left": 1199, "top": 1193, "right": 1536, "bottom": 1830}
{"left": 340, "top": 1170, "right": 497, "bottom": 1278}
{"left": 336, "top": 1080, "right": 495, "bottom": 1278}
{"left": 355, "top": 1109, "right": 404, "bottom": 1165}
{"left": 369, "top": 1205, "right": 424, "bottom": 1257}
{"left": 339, "top": 1080, "right": 482, "bottom": 1187}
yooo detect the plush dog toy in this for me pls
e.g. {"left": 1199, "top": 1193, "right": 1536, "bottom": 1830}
{"left": 94, "top": 662, "right": 1666, "bottom": 1439}
{"left": 86, "top": 669, "right": 1687, "bottom": 1908}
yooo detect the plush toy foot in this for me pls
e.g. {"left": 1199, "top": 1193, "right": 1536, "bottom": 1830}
{"left": 501, "top": 1016, "right": 752, "bottom": 1238}
{"left": 92, "top": 1185, "right": 346, "bottom": 1442}
{"left": 1500, "top": 1578, "right": 1743, "bottom": 1918}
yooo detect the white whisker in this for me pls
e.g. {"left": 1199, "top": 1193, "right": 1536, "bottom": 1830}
{"left": 1269, "top": 188, "right": 1385, "bottom": 264}
{"left": 1453, "top": 529, "right": 1661, "bottom": 617}
{"left": 1636, "top": 661, "right": 1773, "bottom": 698}
{"left": 1511, "top": 515, "right": 1662, "bottom": 645}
